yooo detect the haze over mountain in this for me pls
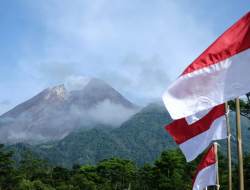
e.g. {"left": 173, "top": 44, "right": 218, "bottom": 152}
{"left": 0, "top": 78, "right": 139, "bottom": 143}
{"left": 4, "top": 103, "right": 250, "bottom": 169}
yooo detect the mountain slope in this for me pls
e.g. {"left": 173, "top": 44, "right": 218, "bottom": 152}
{"left": 111, "top": 103, "right": 176, "bottom": 164}
{"left": 0, "top": 85, "right": 69, "bottom": 143}
{"left": 0, "top": 78, "right": 138, "bottom": 143}
{"left": 3, "top": 104, "right": 175, "bottom": 168}
{"left": 40, "top": 127, "right": 131, "bottom": 167}
{"left": 3, "top": 103, "right": 250, "bottom": 169}
{"left": 63, "top": 78, "right": 137, "bottom": 110}
{"left": 1, "top": 85, "right": 68, "bottom": 119}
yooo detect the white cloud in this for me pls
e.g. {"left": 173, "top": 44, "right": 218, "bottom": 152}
{"left": 48, "top": 99, "right": 140, "bottom": 129}
{"left": 0, "top": 100, "right": 11, "bottom": 105}
{"left": 0, "top": 99, "right": 140, "bottom": 143}
{"left": 1, "top": 0, "right": 225, "bottom": 114}
{"left": 1, "top": 0, "right": 249, "bottom": 139}
{"left": 100, "top": 53, "right": 171, "bottom": 105}
{"left": 64, "top": 76, "right": 92, "bottom": 91}
{"left": 86, "top": 99, "right": 139, "bottom": 127}
{"left": 8, "top": 130, "right": 47, "bottom": 142}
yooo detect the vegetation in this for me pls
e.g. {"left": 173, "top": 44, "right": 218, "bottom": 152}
{"left": 229, "top": 93, "right": 250, "bottom": 126}
{"left": 3, "top": 141, "right": 249, "bottom": 190}
{"left": 3, "top": 104, "right": 178, "bottom": 169}
{"left": 1, "top": 103, "right": 250, "bottom": 189}
{"left": 3, "top": 104, "right": 250, "bottom": 170}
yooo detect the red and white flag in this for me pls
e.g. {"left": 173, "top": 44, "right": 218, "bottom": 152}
{"left": 165, "top": 104, "right": 227, "bottom": 162}
{"left": 192, "top": 145, "right": 217, "bottom": 190}
{"left": 185, "top": 107, "right": 214, "bottom": 125}
{"left": 162, "top": 11, "right": 250, "bottom": 120}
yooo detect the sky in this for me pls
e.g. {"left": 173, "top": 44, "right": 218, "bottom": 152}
{"left": 0, "top": 0, "right": 249, "bottom": 115}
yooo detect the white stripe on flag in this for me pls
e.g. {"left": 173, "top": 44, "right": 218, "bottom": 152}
{"left": 163, "top": 48, "right": 250, "bottom": 119}
{"left": 179, "top": 115, "right": 227, "bottom": 162}
{"left": 185, "top": 107, "right": 213, "bottom": 125}
{"left": 192, "top": 163, "right": 216, "bottom": 190}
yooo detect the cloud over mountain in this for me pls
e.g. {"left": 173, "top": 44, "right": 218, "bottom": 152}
{"left": 0, "top": 78, "right": 139, "bottom": 143}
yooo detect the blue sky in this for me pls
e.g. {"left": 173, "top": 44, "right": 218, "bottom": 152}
{"left": 0, "top": 0, "right": 249, "bottom": 115}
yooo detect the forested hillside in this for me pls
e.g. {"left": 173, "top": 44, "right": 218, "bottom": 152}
{"left": 3, "top": 103, "right": 250, "bottom": 169}
{"left": 2, "top": 141, "right": 248, "bottom": 190}
{"left": 2, "top": 140, "right": 250, "bottom": 190}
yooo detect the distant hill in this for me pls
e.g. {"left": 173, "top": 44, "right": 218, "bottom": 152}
{"left": 0, "top": 78, "right": 139, "bottom": 143}
{"left": 3, "top": 103, "right": 175, "bottom": 168}
{"left": 4, "top": 103, "right": 250, "bottom": 169}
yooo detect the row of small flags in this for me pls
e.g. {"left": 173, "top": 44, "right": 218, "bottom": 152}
{"left": 162, "top": 11, "right": 250, "bottom": 190}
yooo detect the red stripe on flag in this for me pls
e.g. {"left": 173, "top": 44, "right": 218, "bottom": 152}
{"left": 191, "top": 145, "right": 216, "bottom": 187}
{"left": 181, "top": 11, "right": 250, "bottom": 76}
{"left": 165, "top": 104, "right": 225, "bottom": 145}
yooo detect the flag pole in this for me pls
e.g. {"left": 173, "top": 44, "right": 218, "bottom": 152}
{"left": 225, "top": 103, "right": 232, "bottom": 190}
{"left": 214, "top": 142, "right": 219, "bottom": 190}
{"left": 235, "top": 97, "right": 244, "bottom": 190}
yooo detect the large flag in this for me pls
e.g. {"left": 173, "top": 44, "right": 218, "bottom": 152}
{"left": 162, "top": 11, "right": 250, "bottom": 120}
{"left": 185, "top": 107, "right": 213, "bottom": 125}
{"left": 192, "top": 145, "right": 217, "bottom": 190}
{"left": 165, "top": 104, "right": 227, "bottom": 162}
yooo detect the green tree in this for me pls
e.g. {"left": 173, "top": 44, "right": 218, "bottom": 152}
{"left": 71, "top": 163, "right": 81, "bottom": 175}
{"left": 152, "top": 149, "right": 185, "bottom": 190}
{"left": 16, "top": 179, "right": 35, "bottom": 190}
{"left": 71, "top": 165, "right": 101, "bottom": 190}
{"left": 229, "top": 93, "right": 250, "bottom": 125}
{"left": 19, "top": 150, "right": 51, "bottom": 181}
{"left": 0, "top": 142, "right": 21, "bottom": 190}
{"left": 16, "top": 179, "right": 56, "bottom": 190}
{"left": 136, "top": 163, "right": 154, "bottom": 190}
{"left": 97, "top": 157, "right": 136, "bottom": 190}
{"left": 50, "top": 166, "right": 70, "bottom": 188}
{"left": 243, "top": 154, "right": 250, "bottom": 189}
{"left": 233, "top": 153, "right": 250, "bottom": 190}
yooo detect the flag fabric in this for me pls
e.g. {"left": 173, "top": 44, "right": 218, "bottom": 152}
{"left": 165, "top": 104, "right": 227, "bottom": 162}
{"left": 185, "top": 107, "right": 213, "bottom": 125}
{"left": 192, "top": 145, "right": 217, "bottom": 190}
{"left": 162, "top": 11, "right": 250, "bottom": 120}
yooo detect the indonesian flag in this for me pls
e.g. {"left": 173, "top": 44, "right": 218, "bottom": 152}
{"left": 162, "top": 11, "right": 250, "bottom": 120}
{"left": 165, "top": 104, "right": 227, "bottom": 162}
{"left": 185, "top": 107, "right": 213, "bottom": 125}
{"left": 192, "top": 145, "right": 217, "bottom": 190}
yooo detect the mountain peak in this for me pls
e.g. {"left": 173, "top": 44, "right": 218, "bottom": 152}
{"left": 46, "top": 84, "right": 69, "bottom": 100}
{"left": 62, "top": 78, "right": 138, "bottom": 110}
{"left": 0, "top": 78, "right": 138, "bottom": 144}
{"left": 1, "top": 84, "right": 69, "bottom": 119}
{"left": 83, "top": 78, "right": 113, "bottom": 91}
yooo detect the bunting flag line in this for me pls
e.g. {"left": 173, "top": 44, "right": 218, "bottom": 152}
{"left": 162, "top": 11, "right": 250, "bottom": 120}
{"left": 165, "top": 104, "right": 227, "bottom": 162}
{"left": 192, "top": 145, "right": 217, "bottom": 190}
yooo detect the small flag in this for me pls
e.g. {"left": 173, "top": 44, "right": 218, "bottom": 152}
{"left": 162, "top": 11, "right": 250, "bottom": 120}
{"left": 192, "top": 145, "right": 217, "bottom": 190}
{"left": 165, "top": 104, "right": 226, "bottom": 162}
